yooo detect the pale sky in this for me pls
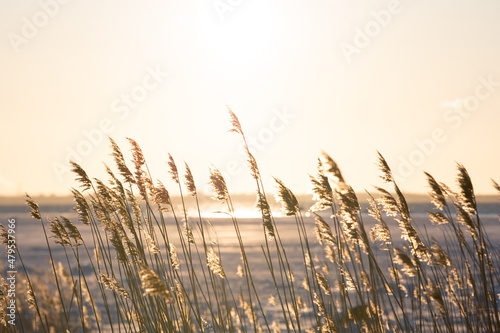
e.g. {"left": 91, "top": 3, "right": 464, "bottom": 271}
{"left": 1, "top": 0, "right": 500, "bottom": 197}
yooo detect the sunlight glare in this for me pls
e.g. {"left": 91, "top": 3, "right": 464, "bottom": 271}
{"left": 198, "top": 2, "right": 277, "bottom": 76}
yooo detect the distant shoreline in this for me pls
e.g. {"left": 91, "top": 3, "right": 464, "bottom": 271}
{"left": 1, "top": 192, "right": 499, "bottom": 206}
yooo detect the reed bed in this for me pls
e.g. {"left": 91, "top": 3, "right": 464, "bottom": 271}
{"left": 2, "top": 109, "right": 500, "bottom": 332}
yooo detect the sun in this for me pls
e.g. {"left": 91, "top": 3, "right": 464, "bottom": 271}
{"left": 197, "top": 1, "right": 278, "bottom": 77}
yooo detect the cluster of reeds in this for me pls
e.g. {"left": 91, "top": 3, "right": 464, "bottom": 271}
{"left": 1, "top": 108, "right": 499, "bottom": 332}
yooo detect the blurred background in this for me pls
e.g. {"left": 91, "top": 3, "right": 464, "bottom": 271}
{"left": 1, "top": 0, "right": 500, "bottom": 198}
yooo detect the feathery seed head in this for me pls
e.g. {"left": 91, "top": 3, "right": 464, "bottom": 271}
{"left": 71, "top": 189, "right": 90, "bottom": 225}
{"left": 370, "top": 221, "right": 391, "bottom": 249}
{"left": 184, "top": 162, "right": 197, "bottom": 196}
{"left": 315, "top": 270, "right": 331, "bottom": 295}
{"left": 152, "top": 181, "right": 171, "bottom": 212}
{"left": 138, "top": 263, "right": 173, "bottom": 300}
{"left": 367, "top": 191, "right": 383, "bottom": 222}
{"left": 309, "top": 163, "right": 333, "bottom": 211}
{"left": 393, "top": 248, "right": 417, "bottom": 277}
{"left": 108, "top": 137, "right": 134, "bottom": 184}
{"left": 207, "top": 248, "right": 225, "bottom": 278}
{"left": 126, "top": 138, "right": 151, "bottom": 200}
{"left": 109, "top": 228, "right": 128, "bottom": 262}
{"left": 169, "top": 243, "right": 180, "bottom": 270}
{"left": 456, "top": 164, "right": 476, "bottom": 215}
{"left": 183, "top": 222, "right": 195, "bottom": 244}
{"left": 227, "top": 105, "right": 243, "bottom": 135}
{"left": 377, "top": 152, "right": 394, "bottom": 183}
{"left": 273, "top": 177, "right": 299, "bottom": 216}
{"left": 375, "top": 187, "right": 399, "bottom": 217}
{"left": 26, "top": 194, "right": 41, "bottom": 220}
{"left": 48, "top": 217, "right": 71, "bottom": 247}
{"left": 256, "top": 192, "right": 274, "bottom": 240}
{"left": 320, "top": 152, "right": 345, "bottom": 184}
{"left": 428, "top": 212, "right": 449, "bottom": 225}
{"left": 0, "top": 225, "right": 9, "bottom": 248}
{"left": 142, "top": 227, "right": 160, "bottom": 254}
{"left": 430, "top": 240, "right": 450, "bottom": 268}
{"left": 455, "top": 204, "right": 477, "bottom": 238}
{"left": 104, "top": 163, "right": 125, "bottom": 194}
{"left": 236, "top": 264, "right": 244, "bottom": 278}
{"left": 246, "top": 148, "right": 260, "bottom": 180}
{"left": 99, "top": 273, "right": 130, "bottom": 299}
{"left": 167, "top": 153, "right": 179, "bottom": 183}
{"left": 127, "top": 138, "right": 146, "bottom": 170}
{"left": 425, "top": 172, "right": 446, "bottom": 210}
{"left": 70, "top": 161, "right": 92, "bottom": 192}
{"left": 208, "top": 166, "right": 228, "bottom": 202}
{"left": 314, "top": 214, "right": 335, "bottom": 246}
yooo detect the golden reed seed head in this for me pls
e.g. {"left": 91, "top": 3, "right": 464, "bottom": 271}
{"left": 337, "top": 185, "right": 360, "bottom": 214}
{"left": 428, "top": 212, "right": 449, "bottom": 225}
{"left": 169, "top": 243, "right": 180, "bottom": 270}
{"left": 103, "top": 163, "right": 123, "bottom": 191}
{"left": 48, "top": 217, "right": 71, "bottom": 247}
{"left": 108, "top": 137, "right": 134, "bottom": 184}
{"left": 226, "top": 105, "right": 243, "bottom": 135}
{"left": 256, "top": 191, "right": 274, "bottom": 241}
{"left": 315, "top": 270, "right": 331, "bottom": 296}
{"left": 142, "top": 228, "right": 159, "bottom": 254}
{"left": 456, "top": 163, "right": 476, "bottom": 215}
{"left": 152, "top": 181, "right": 171, "bottom": 212}
{"left": 71, "top": 189, "right": 90, "bottom": 225}
{"left": 370, "top": 221, "right": 391, "bottom": 248}
{"left": 167, "top": 153, "right": 179, "bottom": 184}
{"left": 320, "top": 152, "right": 345, "bottom": 184}
{"left": 0, "top": 225, "right": 9, "bottom": 248}
{"left": 183, "top": 162, "right": 197, "bottom": 196}
{"left": 236, "top": 264, "right": 244, "bottom": 278}
{"left": 94, "top": 178, "right": 113, "bottom": 204}
{"left": 455, "top": 204, "right": 477, "bottom": 239}
{"left": 366, "top": 191, "right": 383, "bottom": 221}
{"left": 393, "top": 248, "right": 417, "bottom": 277}
{"left": 123, "top": 237, "right": 138, "bottom": 258}
{"left": 314, "top": 213, "right": 335, "bottom": 246}
{"left": 109, "top": 228, "right": 128, "bottom": 263}
{"left": 273, "top": 177, "right": 299, "bottom": 216}
{"left": 134, "top": 173, "right": 149, "bottom": 202}
{"left": 126, "top": 137, "right": 145, "bottom": 167}
{"left": 59, "top": 216, "right": 83, "bottom": 246}
{"left": 430, "top": 240, "right": 450, "bottom": 268}
{"left": 207, "top": 248, "right": 225, "bottom": 278}
{"left": 208, "top": 166, "right": 228, "bottom": 202}
{"left": 69, "top": 161, "right": 92, "bottom": 192}
{"left": 425, "top": 172, "right": 447, "bottom": 210}
{"left": 245, "top": 148, "right": 260, "bottom": 180}
{"left": 375, "top": 187, "right": 399, "bottom": 217}
{"left": 138, "top": 263, "right": 173, "bottom": 300}
{"left": 26, "top": 193, "right": 41, "bottom": 220}
{"left": 393, "top": 184, "right": 410, "bottom": 220}
{"left": 99, "top": 273, "right": 130, "bottom": 299}
{"left": 309, "top": 165, "right": 333, "bottom": 211}
{"left": 377, "top": 151, "right": 394, "bottom": 183}
{"left": 25, "top": 280, "right": 36, "bottom": 310}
